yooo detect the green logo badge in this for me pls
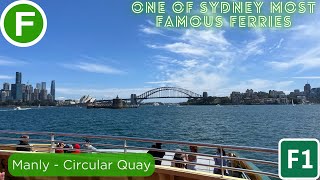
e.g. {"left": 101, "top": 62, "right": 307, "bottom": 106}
{"left": 279, "top": 139, "right": 320, "bottom": 180}
{"left": 0, "top": 1, "right": 47, "bottom": 47}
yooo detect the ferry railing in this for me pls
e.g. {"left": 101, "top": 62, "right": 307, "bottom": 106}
{"left": 0, "top": 130, "right": 279, "bottom": 179}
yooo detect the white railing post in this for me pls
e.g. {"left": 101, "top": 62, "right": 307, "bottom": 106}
{"left": 220, "top": 146, "right": 224, "bottom": 177}
{"left": 50, "top": 134, "right": 55, "bottom": 153}
{"left": 124, "top": 140, "right": 127, "bottom": 153}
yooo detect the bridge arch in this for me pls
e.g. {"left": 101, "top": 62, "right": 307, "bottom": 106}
{"left": 135, "top": 87, "right": 202, "bottom": 103}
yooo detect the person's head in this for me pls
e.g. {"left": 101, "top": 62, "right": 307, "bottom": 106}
{"left": 74, "top": 144, "right": 81, "bottom": 149}
{"left": 64, "top": 144, "right": 73, "bottom": 153}
{"left": 85, "top": 138, "right": 91, "bottom": 143}
{"left": 19, "top": 135, "right": 29, "bottom": 144}
{"left": 174, "top": 149, "right": 183, "bottom": 158}
{"left": 155, "top": 143, "right": 162, "bottom": 148}
{"left": 217, "top": 148, "right": 226, "bottom": 156}
{"left": 189, "top": 146, "right": 198, "bottom": 153}
{"left": 57, "top": 142, "right": 65, "bottom": 147}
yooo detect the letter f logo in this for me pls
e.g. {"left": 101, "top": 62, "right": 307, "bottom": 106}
{"left": 0, "top": 1, "right": 47, "bottom": 47}
{"left": 16, "top": 12, "right": 35, "bottom": 36}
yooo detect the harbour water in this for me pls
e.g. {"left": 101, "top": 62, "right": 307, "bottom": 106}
{"left": 0, "top": 105, "right": 319, "bottom": 148}
{"left": 0, "top": 105, "right": 319, "bottom": 175}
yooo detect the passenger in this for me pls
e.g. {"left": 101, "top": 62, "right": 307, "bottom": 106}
{"left": 72, "top": 144, "right": 81, "bottom": 154}
{"left": 229, "top": 153, "right": 242, "bottom": 178}
{"left": 147, "top": 143, "right": 165, "bottom": 165}
{"left": 0, "top": 172, "right": 4, "bottom": 180}
{"left": 172, "top": 149, "right": 186, "bottom": 169}
{"left": 83, "top": 139, "right": 97, "bottom": 152}
{"left": 64, "top": 144, "right": 73, "bottom": 153}
{"left": 16, "top": 135, "right": 31, "bottom": 151}
{"left": 55, "top": 142, "right": 65, "bottom": 153}
{"left": 214, "top": 148, "right": 229, "bottom": 175}
{"left": 186, "top": 146, "right": 198, "bottom": 170}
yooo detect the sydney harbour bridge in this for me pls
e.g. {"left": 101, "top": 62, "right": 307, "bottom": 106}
{"left": 128, "top": 87, "right": 203, "bottom": 105}
{"left": 92, "top": 87, "right": 204, "bottom": 108}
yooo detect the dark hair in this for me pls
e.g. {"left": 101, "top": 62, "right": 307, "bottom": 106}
{"left": 20, "top": 135, "right": 29, "bottom": 139}
{"left": 190, "top": 146, "right": 198, "bottom": 152}
{"left": 217, "top": 148, "right": 226, "bottom": 156}
{"left": 19, "top": 135, "right": 29, "bottom": 143}
{"left": 155, "top": 143, "right": 162, "bottom": 148}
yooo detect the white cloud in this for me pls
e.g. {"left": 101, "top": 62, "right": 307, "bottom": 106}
{"left": 144, "top": 28, "right": 269, "bottom": 95}
{"left": 244, "top": 31, "right": 266, "bottom": 56}
{"left": 148, "top": 43, "right": 209, "bottom": 57}
{"left": 276, "top": 38, "right": 284, "bottom": 49}
{"left": 56, "top": 87, "right": 151, "bottom": 100}
{"left": 140, "top": 26, "right": 164, "bottom": 35}
{"left": 75, "top": 62, "right": 124, "bottom": 74}
{"left": 0, "top": 56, "right": 26, "bottom": 66}
{"left": 292, "top": 76, "right": 320, "bottom": 79}
{"left": 62, "top": 57, "right": 125, "bottom": 74}
{"left": 145, "top": 80, "right": 179, "bottom": 84}
{"left": 0, "top": 75, "right": 13, "bottom": 80}
{"left": 268, "top": 47, "right": 320, "bottom": 71}
{"left": 181, "top": 29, "right": 230, "bottom": 47}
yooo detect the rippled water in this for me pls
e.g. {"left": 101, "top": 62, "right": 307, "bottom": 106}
{"left": 0, "top": 105, "right": 319, "bottom": 175}
{"left": 0, "top": 105, "right": 319, "bottom": 147}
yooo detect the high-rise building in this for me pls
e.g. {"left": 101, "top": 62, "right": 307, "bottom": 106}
{"left": 40, "top": 89, "right": 47, "bottom": 101}
{"left": 304, "top": 83, "right": 311, "bottom": 99}
{"left": 23, "top": 85, "right": 33, "bottom": 102}
{"left": 36, "top": 83, "right": 41, "bottom": 90}
{"left": 41, "top": 82, "right": 46, "bottom": 90}
{"left": 16, "top": 72, "right": 22, "bottom": 84}
{"left": 231, "top": 92, "right": 241, "bottom": 105}
{"left": 1, "top": 91, "right": 7, "bottom": 102}
{"left": 3, "top": 83, "right": 10, "bottom": 91}
{"left": 12, "top": 72, "right": 23, "bottom": 101}
{"left": 50, "top": 80, "right": 55, "bottom": 101}
{"left": 33, "top": 88, "right": 40, "bottom": 101}
{"left": 47, "top": 94, "right": 53, "bottom": 102}
{"left": 203, "top": 92, "right": 208, "bottom": 98}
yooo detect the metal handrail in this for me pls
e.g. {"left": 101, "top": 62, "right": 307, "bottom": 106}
{"left": 127, "top": 146, "right": 278, "bottom": 166}
{"left": 0, "top": 130, "right": 279, "bottom": 179}
{"left": 0, "top": 130, "right": 277, "bottom": 153}
{"left": 154, "top": 157, "right": 279, "bottom": 178}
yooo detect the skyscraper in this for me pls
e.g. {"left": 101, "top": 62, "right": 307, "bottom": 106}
{"left": 12, "top": 72, "right": 23, "bottom": 101}
{"left": 41, "top": 82, "right": 46, "bottom": 90}
{"left": 33, "top": 88, "right": 40, "bottom": 101}
{"left": 50, "top": 80, "right": 55, "bottom": 101}
{"left": 16, "top": 72, "right": 22, "bottom": 84}
{"left": 304, "top": 83, "right": 311, "bottom": 99}
{"left": 36, "top": 83, "right": 41, "bottom": 90}
{"left": 3, "top": 83, "right": 10, "bottom": 91}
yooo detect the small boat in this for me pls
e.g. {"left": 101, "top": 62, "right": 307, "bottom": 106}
{"left": 38, "top": 104, "right": 41, "bottom": 108}
{"left": 291, "top": 100, "right": 295, "bottom": 107}
{"left": 13, "top": 107, "right": 21, "bottom": 110}
{"left": 14, "top": 107, "right": 31, "bottom": 111}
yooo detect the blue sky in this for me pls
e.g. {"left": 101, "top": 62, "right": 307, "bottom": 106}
{"left": 0, "top": 0, "right": 320, "bottom": 100}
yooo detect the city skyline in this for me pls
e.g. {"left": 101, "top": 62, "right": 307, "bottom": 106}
{"left": 0, "top": 71, "right": 319, "bottom": 102}
{"left": 0, "top": 72, "right": 55, "bottom": 103}
{"left": 0, "top": 0, "right": 320, "bottom": 100}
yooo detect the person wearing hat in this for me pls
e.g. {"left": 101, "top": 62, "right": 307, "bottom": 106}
{"left": 16, "top": 135, "right": 31, "bottom": 151}
{"left": 172, "top": 149, "right": 186, "bottom": 169}
{"left": 147, "top": 143, "right": 165, "bottom": 165}
{"left": 72, "top": 144, "right": 81, "bottom": 154}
